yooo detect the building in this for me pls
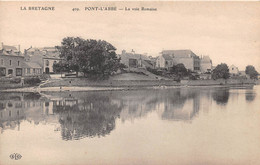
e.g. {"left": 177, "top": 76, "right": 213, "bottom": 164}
{"left": 25, "top": 47, "right": 60, "bottom": 74}
{"left": 156, "top": 54, "right": 173, "bottom": 69}
{"left": 157, "top": 49, "right": 200, "bottom": 71}
{"left": 229, "top": 64, "right": 239, "bottom": 76}
{"left": 0, "top": 43, "right": 24, "bottom": 77}
{"left": 119, "top": 50, "right": 155, "bottom": 69}
{"left": 200, "top": 55, "right": 212, "bottom": 73}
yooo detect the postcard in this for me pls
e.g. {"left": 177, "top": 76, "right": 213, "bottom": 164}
{"left": 0, "top": 1, "right": 260, "bottom": 165}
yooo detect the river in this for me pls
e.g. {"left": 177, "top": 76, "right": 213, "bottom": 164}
{"left": 0, "top": 86, "right": 260, "bottom": 165}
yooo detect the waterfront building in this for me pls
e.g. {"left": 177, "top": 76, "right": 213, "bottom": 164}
{"left": 119, "top": 50, "right": 155, "bottom": 69}
{"left": 25, "top": 47, "right": 61, "bottom": 74}
{"left": 156, "top": 54, "right": 173, "bottom": 69}
{"left": 0, "top": 44, "right": 24, "bottom": 77}
{"left": 157, "top": 49, "right": 200, "bottom": 72}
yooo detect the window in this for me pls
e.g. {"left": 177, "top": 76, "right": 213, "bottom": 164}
{"left": 46, "top": 60, "right": 49, "bottom": 66}
{"left": 16, "top": 68, "right": 22, "bottom": 76}
{"left": 54, "top": 61, "right": 57, "bottom": 64}
{"left": 27, "top": 68, "right": 30, "bottom": 74}
{"left": 0, "top": 67, "right": 6, "bottom": 77}
{"left": 0, "top": 59, "right": 3, "bottom": 65}
{"left": 18, "top": 61, "right": 20, "bottom": 66}
{"left": 10, "top": 60, "right": 12, "bottom": 66}
{"left": 8, "top": 103, "right": 13, "bottom": 107}
{"left": 8, "top": 69, "right": 13, "bottom": 75}
{"left": 33, "top": 69, "right": 36, "bottom": 74}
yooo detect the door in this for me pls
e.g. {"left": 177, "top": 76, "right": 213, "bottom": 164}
{"left": 45, "top": 67, "right": 49, "bottom": 74}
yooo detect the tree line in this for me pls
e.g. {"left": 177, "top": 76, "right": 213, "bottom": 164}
{"left": 53, "top": 37, "right": 258, "bottom": 80}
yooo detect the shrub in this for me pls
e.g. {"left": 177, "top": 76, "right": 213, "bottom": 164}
{"left": 10, "top": 78, "right": 21, "bottom": 84}
{"left": 147, "top": 67, "right": 162, "bottom": 75}
{"left": 24, "top": 77, "right": 41, "bottom": 85}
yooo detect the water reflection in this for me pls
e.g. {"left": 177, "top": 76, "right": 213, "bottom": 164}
{"left": 53, "top": 94, "right": 123, "bottom": 140}
{"left": 0, "top": 87, "right": 250, "bottom": 140}
{"left": 245, "top": 90, "right": 256, "bottom": 102}
{"left": 212, "top": 88, "right": 230, "bottom": 105}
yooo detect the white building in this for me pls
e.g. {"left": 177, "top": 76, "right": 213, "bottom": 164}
{"left": 229, "top": 64, "right": 239, "bottom": 76}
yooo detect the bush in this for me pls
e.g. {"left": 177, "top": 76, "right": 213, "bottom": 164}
{"left": 10, "top": 78, "right": 21, "bottom": 84}
{"left": 24, "top": 77, "right": 41, "bottom": 85}
{"left": 147, "top": 67, "right": 163, "bottom": 75}
{"left": 39, "top": 73, "right": 50, "bottom": 80}
{"left": 0, "top": 77, "right": 21, "bottom": 84}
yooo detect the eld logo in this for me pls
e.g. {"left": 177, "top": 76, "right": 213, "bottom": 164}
{"left": 9, "top": 153, "right": 22, "bottom": 160}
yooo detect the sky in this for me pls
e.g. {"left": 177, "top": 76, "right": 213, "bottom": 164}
{"left": 0, "top": 1, "right": 260, "bottom": 71}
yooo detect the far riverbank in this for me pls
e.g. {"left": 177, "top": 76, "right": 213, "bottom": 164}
{"left": 0, "top": 78, "right": 257, "bottom": 92}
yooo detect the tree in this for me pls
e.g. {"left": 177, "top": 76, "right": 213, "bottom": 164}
{"left": 245, "top": 65, "right": 258, "bottom": 79}
{"left": 56, "top": 37, "right": 121, "bottom": 79}
{"left": 170, "top": 64, "right": 188, "bottom": 76}
{"left": 212, "top": 63, "right": 230, "bottom": 80}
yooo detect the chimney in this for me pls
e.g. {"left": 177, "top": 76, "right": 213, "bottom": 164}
{"left": 18, "top": 45, "right": 21, "bottom": 55}
{"left": 122, "top": 50, "right": 126, "bottom": 55}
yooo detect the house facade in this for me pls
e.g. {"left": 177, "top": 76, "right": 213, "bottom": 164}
{"left": 0, "top": 44, "right": 24, "bottom": 77}
{"left": 119, "top": 50, "right": 155, "bottom": 69}
{"left": 25, "top": 47, "right": 60, "bottom": 74}
{"left": 23, "top": 62, "right": 42, "bottom": 76}
{"left": 156, "top": 54, "right": 173, "bottom": 69}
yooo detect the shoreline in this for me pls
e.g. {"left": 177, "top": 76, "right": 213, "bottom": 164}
{"left": 1, "top": 77, "right": 258, "bottom": 92}
{"left": 0, "top": 83, "right": 255, "bottom": 93}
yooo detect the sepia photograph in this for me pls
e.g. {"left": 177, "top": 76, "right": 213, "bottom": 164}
{"left": 0, "top": 1, "right": 260, "bottom": 165}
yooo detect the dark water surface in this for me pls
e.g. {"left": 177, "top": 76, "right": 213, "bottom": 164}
{"left": 0, "top": 86, "right": 260, "bottom": 165}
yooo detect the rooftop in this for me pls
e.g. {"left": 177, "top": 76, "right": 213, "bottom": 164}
{"left": 24, "top": 61, "right": 42, "bottom": 68}
{"left": 162, "top": 49, "right": 198, "bottom": 58}
{"left": 0, "top": 45, "right": 23, "bottom": 57}
{"left": 162, "top": 54, "right": 173, "bottom": 60}
{"left": 121, "top": 51, "right": 151, "bottom": 61}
